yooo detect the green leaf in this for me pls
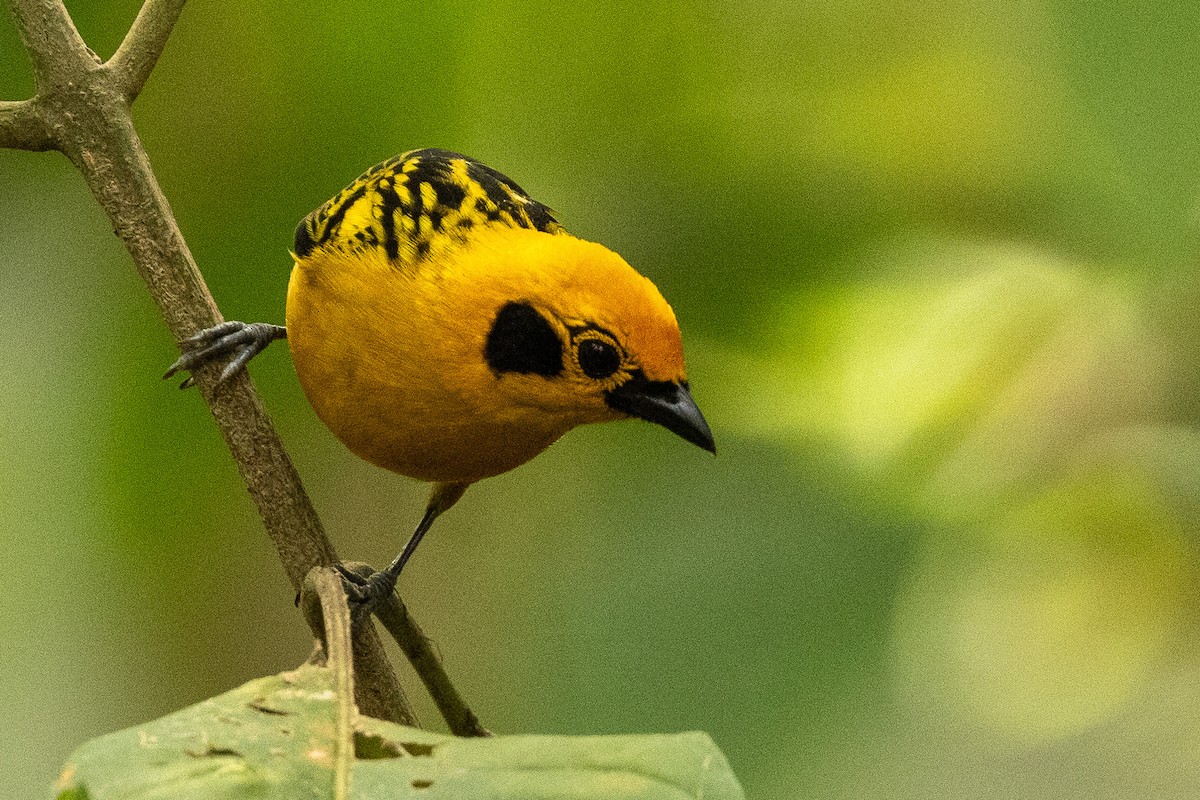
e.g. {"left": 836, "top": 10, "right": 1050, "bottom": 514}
{"left": 352, "top": 717, "right": 741, "bottom": 799}
{"left": 55, "top": 665, "right": 743, "bottom": 800}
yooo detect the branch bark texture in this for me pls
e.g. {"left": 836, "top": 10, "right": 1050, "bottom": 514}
{"left": 107, "top": 0, "right": 186, "bottom": 102}
{"left": 0, "top": 98, "right": 53, "bottom": 150}
{"left": 2, "top": 0, "right": 414, "bottom": 725}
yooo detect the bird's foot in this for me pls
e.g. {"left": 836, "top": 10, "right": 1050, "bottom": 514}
{"left": 335, "top": 563, "right": 399, "bottom": 622}
{"left": 163, "top": 321, "right": 287, "bottom": 388}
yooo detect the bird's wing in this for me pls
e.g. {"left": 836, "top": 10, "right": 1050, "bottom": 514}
{"left": 293, "top": 149, "right": 564, "bottom": 267}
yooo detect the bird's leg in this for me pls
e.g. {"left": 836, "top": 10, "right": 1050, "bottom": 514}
{"left": 163, "top": 321, "right": 287, "bottom": 388}
{"left": 339, "top": 481, "right": 470, "bottom": 618}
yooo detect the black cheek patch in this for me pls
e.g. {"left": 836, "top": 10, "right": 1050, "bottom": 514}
{"left": 485, "top": 302, "right": 564, "bottom": 377}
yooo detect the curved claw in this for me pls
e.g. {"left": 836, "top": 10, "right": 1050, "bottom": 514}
{"left": 164, "top": 321, "right": 287, "bottom": 388}
{"left": 334, "top": 563, "right": 398, "bottom": 623}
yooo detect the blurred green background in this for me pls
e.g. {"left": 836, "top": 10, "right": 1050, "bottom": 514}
{"left": 5, "top": 1, "right": 1200, "bottom": 797}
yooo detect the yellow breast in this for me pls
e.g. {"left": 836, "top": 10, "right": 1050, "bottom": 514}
{"left": 286, "top": 234, "right": 580, "bottom": 483}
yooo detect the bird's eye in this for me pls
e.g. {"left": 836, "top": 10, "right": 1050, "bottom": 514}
{"left": 577, "top": 338, "right": 621, "bottom": 379}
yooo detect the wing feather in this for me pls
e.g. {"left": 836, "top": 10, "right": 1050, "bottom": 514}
{"left": 293, "top": 149, "right": 564, "bottom": 267}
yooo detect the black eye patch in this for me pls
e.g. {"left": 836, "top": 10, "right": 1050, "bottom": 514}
{"left": 484, "top": 302, "right": 564, "bottom": 377}
{"left": 577, "top": 338, "right": 621, "bottom": 379}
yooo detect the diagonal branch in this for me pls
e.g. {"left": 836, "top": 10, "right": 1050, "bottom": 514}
{"left": 375, "top": 589, "right": 490, "bottom": 737}
{"left": 57, "top": 87, "right": 417, "bottom": 727}
{"left": 7, "top": 0, "right": 95, "bottom": 90}
{"left": 106, "top": 0, "right": 187, "bottom": 102}
{"left": 338, "top": 562, "right": 487, "bottom": 737}
{"left": 0, "top": 99, "right": 54, "bottom": 151}
{"left": 2, "top": 0, "right": 428, "bottom": 728}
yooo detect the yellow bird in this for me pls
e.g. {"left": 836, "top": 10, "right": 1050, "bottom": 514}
{"left": 167, "top": 148, "right": 714, "bottom": 609}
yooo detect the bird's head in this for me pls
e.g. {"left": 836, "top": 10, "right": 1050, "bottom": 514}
{"left": 468, "top": 228, "right": 715, "bottom": 454}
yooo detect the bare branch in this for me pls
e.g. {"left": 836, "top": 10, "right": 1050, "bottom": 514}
{"left": 59, "top": 108, "right": 416, "bottom": 723}
{"left": 303, "top": 566, "right": 418, "bottom": 727}
{"left": 106, "top": 0, "right": 187, "bottom": 102}
{"left": 3, "top": 0, "right": 419, "bottom": 726}
{"left": 6, "top": 0, "right": 96, "bottom": 90}
{"left": 345, "top": 562, "right": 489, "bottom": 737}
{"left": 6, "top": 0, "right": 490, "bottom": 734}
{"left": 0, "top": 99, "right": 54, "bottom": 151}
{"left": 377, "top": 600, "right": 489, "bottom": 736}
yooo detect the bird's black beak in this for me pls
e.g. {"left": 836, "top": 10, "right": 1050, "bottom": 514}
{"left": 605, "top": 373, "right": 716, "bottom": 454}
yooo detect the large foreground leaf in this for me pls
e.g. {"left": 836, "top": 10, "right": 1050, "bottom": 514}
{"left": 55, "top": 665, "right": 743, "bottom": 799}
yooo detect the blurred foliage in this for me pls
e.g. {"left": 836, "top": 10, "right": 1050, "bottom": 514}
{"left": 4, "top": 1, "right": 1200, "bottom": 799}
